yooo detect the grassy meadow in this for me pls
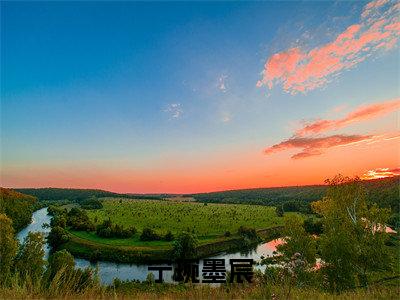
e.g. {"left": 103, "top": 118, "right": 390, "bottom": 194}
{"left": 83, "top": 197, "right": 283, "bottom": 238}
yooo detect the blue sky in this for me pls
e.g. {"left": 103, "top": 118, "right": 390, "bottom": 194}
{"left": 1, "top": 1, "right": 399, "bottom": 193}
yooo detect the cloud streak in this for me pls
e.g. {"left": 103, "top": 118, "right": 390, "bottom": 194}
{"left": 361, "top": 167, "right": 400, "bottom": 179}
{"left": 257, "top": 0, "right": 400, "bottom": 94}
{"left": 264, "top": 134, "right": 375, "bottom": 159}
{"left": 296, "top": 98, "right": 400, "bottom": 136}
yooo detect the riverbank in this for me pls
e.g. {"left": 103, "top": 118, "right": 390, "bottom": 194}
{"left": 61, "top": 226, "right": 284, "bottom": 264}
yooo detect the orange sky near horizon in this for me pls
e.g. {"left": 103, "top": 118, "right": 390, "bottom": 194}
{"left": 2, "top": 131, "right": 398, "bottom": 194}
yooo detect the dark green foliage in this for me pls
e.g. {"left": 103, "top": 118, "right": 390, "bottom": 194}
{"left": 277, "top": 215, "right": 317, "bottom": 265}
{"left": 192, "top": 176, "right": 399, "bottom": 214}
{"left": 45, "top": 249, "right": 98, "bottom": 293}
{"left": 313, "top": 175, "right": 393, "bottom": 292}
{"left": 46, "top": 249, "right": 75, "bottom": 278}
{"left": 67, "top": 208, "right": 95, "bottom": 231}
{"left": 0, "top": 213, "right": 18, "bottom": 285}
{"left": 15, "top": 187, "right": 164, "bottom": 203}
{"left": 303, "top": 217, "right": 323, "bottom": 234}
{"left": 14, "top": 232, "right": 46, "bottom": 281}
{"left": 0, "top": 188, "right": 37, "bottom": 231}
{"left": 96, "top": 219, "right": 136, "bottom": 238}
{"left": 80, "top": 197, "right": 103, "bottom": 210}
{"left": 47, "top": 205, "right": 67, "bottom": 216}
{"left": 238, "top": 225, "right": 258, "bottom": 240}
{"left": 388, "top": 213, "right": 400, "bottom": 229}
{"left": 192, "top": 185, "right": 326, "bottom": 208}
{"left": 50, "top": 215, "right": 67, "bottom": 228}
{"left": 164, "top": 231, "right": 174, "bottom": 241}
{"left": 140, "top": 228, "right": 161, "bottom": 241}
{"left": 47, "top": 226, "right": 70, "bottom": 249}
{"left": 276, "top": 205, "right": 284, "bottom": 217}
{"left": 224, "top": 231, "right": 231, "bottom": 237}
{"left": 172, "top": 231, "right": 198, "bottom": 260}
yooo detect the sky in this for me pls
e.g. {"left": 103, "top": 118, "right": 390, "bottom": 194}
{"left": 1, "top": 0, "right": 399, "bottom": 193}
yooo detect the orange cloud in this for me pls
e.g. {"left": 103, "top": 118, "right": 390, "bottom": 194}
{"left": 257, "top": 0, "right": 400, "bottom": 94}
{"left": 360, "top": 167, "right": 400, "bottom": 179}
{"left": 296, "top": 98, "right": 400, "bottom": 136}
{"left": 264, "top": 134, "right": 374, "bottom": 159}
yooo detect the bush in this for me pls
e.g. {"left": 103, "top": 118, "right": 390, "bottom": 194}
{"left": 303, "top": 217, "right": 323, "bottom": 234}
{"left": 172, "top": 231, "right": 198, "bottom": 260}
{"left": 67, "top": 208, "right": 95, "bottom": 231}
{"left": 96, "top": 219, "right": 135, "bottom": 238}
{"left": 47, "top": 226, "right": 70, "bottom": 249}
{"left": 140, "top": 228, "right": 161, "bottom": 241}
{"left": 50, "top": 215, "right": 67, "bottom": 228}
{"left": 47, "top": 249, "right": 75, "bottom": 278}
{"left": 164, "top": 231, "right": 174, "bottom": 241}
{"left": 80, "top": 197, "right": 103, "bottom": 210}
{"left": 238, "top": 226, "right": 258, "bottom": 240}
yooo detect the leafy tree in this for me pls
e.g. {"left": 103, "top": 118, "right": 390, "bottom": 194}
{"left": 80, "top": 197, "right": 103, "bottom": 209}
{"left": 312, "top": 175, "right": 392, "bottom": 291}
{"left": 96, "top": 219, "right": 136, "bottom": 238}
{"left": 67, "top": 208, "right": 95, "bottom": 231}
{"left": 46, "top": 249, "right": 75, "bottom": 278}
{"left": 172, "top": 231, "right": 198, "bottom": 260}
{"left": 303, "top": 217, "right": 323, "bottom": 234}
{"left": 276, "top": 205, "right": 284, "bottom": 217}
{"left": 47, "top": 226, "right": 70, "bottom": 249}
{"left": 238, "top": 226, "right": 258, "bottom": 240}
{"left": 14, "top": 232, "right": 46, "bottom": 281}
{"left": 0, "top": 188, "right": 36, "bottom": 231}
{"left": 277, "top": 215, "right": 317, "bottom": 266}
{"left": 0, "top": 213, "right": 18, "bottom": 285}
{"left": 50, "top": 215, "right": 67, "bottom": 228}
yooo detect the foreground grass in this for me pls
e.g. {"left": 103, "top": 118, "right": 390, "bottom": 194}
{"left": 1, "top": 278, "right": 399, "bottom": 300}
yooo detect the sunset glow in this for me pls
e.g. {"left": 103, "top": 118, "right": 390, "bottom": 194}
{"left": 1, "top": 0, "right": 399, "bottom": 193}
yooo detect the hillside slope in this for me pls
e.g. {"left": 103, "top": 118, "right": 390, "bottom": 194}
{"left": 0, "top": 188, "right": 37, "bottom": 230}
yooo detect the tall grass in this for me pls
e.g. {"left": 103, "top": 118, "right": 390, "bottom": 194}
{"left": 1, "top": 271, "right": 398, "bottom": 299}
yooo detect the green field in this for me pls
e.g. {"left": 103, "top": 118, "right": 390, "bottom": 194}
{"left": 69, "top": 197, "right": 284, "bottom": 248}
{"left": 63, "top": 198, "right": 285, "bottom": 261}
{"left": 86, "top": 198, "right": 282, "bottom": 237}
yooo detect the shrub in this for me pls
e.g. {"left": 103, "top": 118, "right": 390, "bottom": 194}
{"left": 96, "top": 219, "right": 135, "bottom": 238}
{"left": 172, "top": 231, "right": 198, "bottom": 260}
{"left": 238, "top": 226, "right": 258, "bottom": 240}
{"left": 47, "top": 226, "right": 70, "bottom": 249}
{"left": 164, "top": 231, "right": 174, "bottom": 241}
{"left": 140, "top": 228, "right": 161, "bottom": 241}
{"left": 80, "top": 197, "right": 103, "bottom": 210}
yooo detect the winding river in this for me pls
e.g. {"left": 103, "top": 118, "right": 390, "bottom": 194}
{"left": 18, "top": 208, "right": 283, "bottom": 284}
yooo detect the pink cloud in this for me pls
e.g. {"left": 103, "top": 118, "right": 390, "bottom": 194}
{"left": 296, "top": 98, "right": 400, "bottom": 136}
{"left": 264, "top": 134, "right": 374, "bottom": 159}
{"left": 360, "top": 167, "right": 400, "bottom": 179}
{"left": 257, "top": 0, "right": 400, "bottom": 94}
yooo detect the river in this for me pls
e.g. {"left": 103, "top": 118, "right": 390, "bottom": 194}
{"left": 18, "top": 207, "right": 283, "bottom": 284}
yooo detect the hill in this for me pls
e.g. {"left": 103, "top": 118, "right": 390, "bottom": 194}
{"left": 14, "top": 188, "right": 163, "bottom": 202}
{"left": 12, "top": 176, "right": 400, "bottom": 214}
{"left": 191, "top": 176, "right": 400, "bottom": 214}
{"left": 0, "top": 188, "right": 37, "bottom": 230}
